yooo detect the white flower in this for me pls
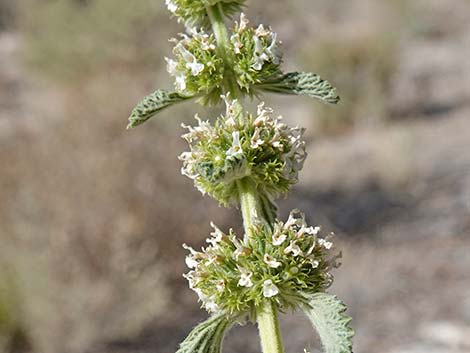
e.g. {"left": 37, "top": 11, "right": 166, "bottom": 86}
{"left": 298, "top": 225, "right": 320, "bottom": 238}
{"left": 318, "top": 238, "right": 333, "bottom": 250}
{"left": 284, "top": 210, "right": 304, "bottom": 229}
{"left": 165, "top": 0, "right": 177, "bottom": 13}
{"left": 238, "top": 268, "right": 254, "bottom": 287}
{"left": 266, "top": 32, "right": 281, "bottom": 64}
{"left": 250, "top": 127, "right": 264, "bottom": 148}
{"left": 207, "top": 222, "right": 224, "bottom": 247}
{"left": 238, "top": 13, "right": 249, "bottom": 31}
{"left": 255, "top": 24, "right": 270, "bottom": 37}
{"left": 165, "top": 57, "right": 178, "bottom": 75}
{"left": 263, "top": 279, "right": 279, "bottom": 298}
{"left": 185, "top": 255, "right": 199, "bottom": 269}
{"left": 183, "top": 244, "right": 207, "bottom": 269}
{"left": 183, "top": 270, "right": 201, "bottom": 289}
{"left": 272, "top": 226, "right": 287, "bottom": 246}
{"left": 203, "top": 295, "right": 219, "bottom": 313}
{"left": 231, "top": 33, "right": 243, "bottom": 54}
{"left": 310, "top": 259, "right": 320, "bottom": 268}
{"left": 215, "top": 279, "right": 225, "bottom": 292}
{"left": 175, "top": 73, "right": 187, "bottom": 91}
{"left": 187, "top": 61, "right": 205, "bottom": 76}
{"left": 252, "top": 35, "right": 269, "bottom": 70}
{"left": 226, "top": 131, "right": 244, "bottom": 159}
{"left": 175, "top": 42, "right": 205, "bottom": 76}
{"left": 263, "top": 254, "right": 282, "bottom": 268}
{"left": 284, "top": 241, "right": 303, "bottom": 257}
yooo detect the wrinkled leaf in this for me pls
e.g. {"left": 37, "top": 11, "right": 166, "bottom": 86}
{"left": 176, "top": 314, "right": 236, "bottom": 353}
{"left": 127, "top": 89, "right": 190, "bottom": 129}
{"left": 303, "top": 293, "right": 354, "bottom": 353}
{"left": 258, "top": 72, "right": 340, "bottom": 104}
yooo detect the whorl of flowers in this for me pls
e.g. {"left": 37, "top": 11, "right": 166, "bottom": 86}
{"left": 165, "top": 0, "right": 246, "bottom": 29}
{"left": 230, "top": 14, "right": 282, "bottom": 92}
{"left": 165, "top": 14, "right": 282, "bottom": 104}
{"left": 183, "top": 210, "right": 340, "bottom": 315}
{"left": 179, "top": 97, "right": 306, "bottom": 206}
{"left": 166, "top": 30, "right": 225, "bottom": 102}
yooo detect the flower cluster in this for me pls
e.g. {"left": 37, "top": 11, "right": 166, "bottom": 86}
{"left": 165, "top": 14, "right": 282, "bottom": 104}
{"left": 183, "top": 210, "right": 340, "bottom": 315}
{"left": 165, "top": 0, "right": 246, "bottom": 29}
{"left": 230, "top": 14, "right": 282, "bottom": 92}
{"left": 179, "top": 98, "right": 306, "bottom": 206}
{"left": 166, "top": 30, "right": 225, "bottom": 102}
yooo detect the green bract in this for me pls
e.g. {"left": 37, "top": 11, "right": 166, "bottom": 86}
{"left": 165, "top": 0, "right": 246, "bottom": 29}
{"left": 183, "top": 210, "right": 340, "bottom": 316}
{"left": 179, "top": 99, "right": 306, "bottom": 206}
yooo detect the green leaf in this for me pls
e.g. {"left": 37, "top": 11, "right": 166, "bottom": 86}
{"left": 303, "top": 293, "right": 354, "bottom": 353}
{"left": 176, "top": 314, "right": 236, "bottom": 353}
{"left": 127, "top": 89, "right": 190, "bottom": 129}
{"left": 257, "top": 72, "right": 340, "bottom": 104}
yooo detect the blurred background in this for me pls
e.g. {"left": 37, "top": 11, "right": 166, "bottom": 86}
{"left": 0, "top": 1, "right": 469, "bottom": 352}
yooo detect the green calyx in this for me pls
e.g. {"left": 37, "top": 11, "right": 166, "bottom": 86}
{"left": 179, "top": 99, "right": 306, "bottom": 206}
{"left": 183, "top": 210, "right": 341, "bottom": 316}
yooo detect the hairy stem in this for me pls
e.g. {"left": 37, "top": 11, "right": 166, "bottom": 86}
{"left": 206, "top": 3, "right": 239, "bottom": 98}
{"left": 206, "top": 3, "right": 230, "bottom": 49}
{"left": 237, "top": 178, "right": 262, "bottom": 240}
{"left": 206, "top": 6, "right": 284, "bottom": 353}
{"left": 257, "top": 301, "right": 285, "bottom": 353}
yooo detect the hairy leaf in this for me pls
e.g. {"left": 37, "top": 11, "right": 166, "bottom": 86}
{"left": 127, "top": 89, "right": 190, "bottom": 129}
{"left": 303, "top": 293, "right": 354, "bottom": 353}
{"left": 258, "top": 72, "right": 340, "bottom": 104}
{"left": 176, "top": 314, "right": 236, "bottom": 353}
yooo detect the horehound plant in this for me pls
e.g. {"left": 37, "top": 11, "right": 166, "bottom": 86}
{"left": 128, "top": 2, "right": 354, "bottom": 353}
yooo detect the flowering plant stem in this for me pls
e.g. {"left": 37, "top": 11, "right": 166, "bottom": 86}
{"left": 237, "top": 179, "right": 260, "bottom": 240}
{"left": 206, "top": 3, "right": 239, "bottom": 98}
{"left": 238, "top": 178, "right": 285, "bottom": 352}
{"left": 206, "top": 5, "right": 285, "bottom": 353}
{"left": 129, "top": 1, "right": 354, "bottom": 352}
{"left": 257, "top": 301, "right": 285, "bottom": 353}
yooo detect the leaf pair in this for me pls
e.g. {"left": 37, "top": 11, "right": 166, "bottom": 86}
{"left": 127, "top": 72, "right": 340, "bottom": 129}
{"left": 177, "top": 293, "right": 353, "bottom": 353}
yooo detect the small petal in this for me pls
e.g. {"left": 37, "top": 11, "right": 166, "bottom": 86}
{"left": 263, "top": 280, "right": 279, "bottom": 298}
{"left": 187, "top": 61, "right": 204, "bottom": 76}
{"left": 238, "top": 268, "right": 254, "bottom": 287}
{"left": 284, "top": 241, "right": 303, "bottom": 257}
{"left": 165, "top": 0, "right": 177, "bottom": 13}
{"left": 318, "top": 238, "right": 333, "bottom": 250}
{"left": 185, "top": 255, "right": 199, "bottom": 269}
{"left": 215, "top": 279, "right": 225, "bottom": 292}
{"left": 263, "top": 254, "right": 282, "bottom": 268}
{"left": 272, "top": 227, "right": 287, "bottom": 246}
{"left": 226, "top": 131, "right": 244, "bottom": 158}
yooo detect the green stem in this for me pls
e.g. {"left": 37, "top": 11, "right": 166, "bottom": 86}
{"left": 206, "top": 6, "right": 284, "bottom": 353}
{"left": 206, "top": 3, "right": 230, "bottom": 49}
{"left": 237, "top": 178, "right": 262, "bottom": 240}
{"left": 205, "top": 3, "right": 239, "bottom": 98}
{"left": 257, "top": 301, "right": 285, "bottom": 353}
